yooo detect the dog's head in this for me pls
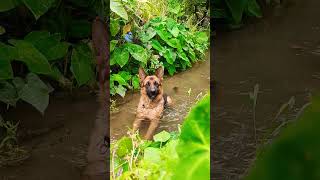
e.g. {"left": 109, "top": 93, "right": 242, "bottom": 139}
{"left": 138, "top": 67, "right": 164, "bottom": 100}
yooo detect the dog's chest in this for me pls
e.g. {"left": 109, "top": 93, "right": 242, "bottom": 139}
{"left": 136, "top": 98, "right": 164, "bottom": 120}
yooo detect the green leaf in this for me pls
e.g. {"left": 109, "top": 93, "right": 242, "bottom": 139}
{"left": 115, "top": 85, "right": 126, "bottom": 97}
{"left": 24, "top": 31, "right": 69, "bottom": 61}
{"left": 144, "top": 147, "right": 161, "bottom": 164}
{"left": 132, "top": 76, "right": 140, "bottom": 90}
{"left": 194, "top": 32, "right": 208, "bottom": 44}
{"left": 0, "top": 58, "right": 13, "bottom": 80}
{"left": 151, "top": 40, "right": 165, "bottom": 53}
{"left": 177, "top": 50, "right": 189, "bottom": 62}
{"left": 173, "top": 94, "right": 210, "bottom": 180}
{"left": 14, "top": 73, "right": 51, "bottom": 114}
{"left": 225, "top": 0, "right": 248, "bottom": 24}
{"left": 111, "top": 48, "right": 129, "bottom": 68}
{"left": 0, "top": 26, "right": 5, "bottom": 35}
{"left": 168, "top": 26, "right": 179, "bottom": 37}
{"left": 116, "top": 137, "right": 133, "bottom": 157}
{"left": 126, "top": 44, "right": 149, "bottom": 64}
{"left": 0, "top": 81, "right": 18, "bottom": 106}
{"left": 163, "top": 48, "right": 176, "bottom": 64}
{"left": 111, "top": 74, "right": 127, "bottom": 86}
{"left": 110, "top": 0, "right": 128, "bottom": 20}
{"left": 246, "top": 0, "right": 262, "bottom": 18}
{"left": 155, "top": 27, "right": 172, "bottom": 42}
{"left": 167, "top": 64, "right": 176, "bottom": 76}
{"left": 0, "top": 42, "right": 18, "bottom": 60}
{"left": 0, "top": 0, "right": 19, "bottom": 12}
{"left": 153, "top": 130, "right": 171, "bottom": 142}
{"left": 110, "top": 19, "right": 120, "bottom": 36}
{"left": 119, "top": 71, "right": 131, "bottom": 81}
{"left": 110, "top": 40, "right": 118, "bottom": 52}
{"left": 70, "top": 43, "right": 94, "bottom": 86}
{"left": 22, "top": 0, "right": 56, "bottom": 19}
{"left": 140, "top": 27, "right": 156, "bottom": 43}
{"left": 9, "top": 40, "right": 52, "bottom": 75}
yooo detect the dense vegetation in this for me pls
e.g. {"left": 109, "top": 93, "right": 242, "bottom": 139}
{"left": 111, "top": 94, "right": 210, "bottom": 179}
{"left": 110, "top": 0, "right": 209, "bottom": 97}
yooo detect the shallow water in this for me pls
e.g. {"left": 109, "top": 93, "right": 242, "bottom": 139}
{"left": 111, "top": 54, "right": 210, "bottom": 140}
{"left": 213, "top": 0, "right": 320, "bottom": 179}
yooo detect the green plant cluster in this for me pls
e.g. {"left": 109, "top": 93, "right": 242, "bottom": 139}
{"left": 0, "top": 0, "right": 108, "bottom": 114}
{"left": 110, "top": 0, "right": 209, "bottom": 97}
{"left": 213, "top": 0, "right": 263, "bottom": 26}
{"left": 111, "top": 94, "right": 210, "bottom": 179}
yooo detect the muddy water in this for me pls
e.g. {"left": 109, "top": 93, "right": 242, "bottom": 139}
{"left": 213, "top": 0, "right": 320, "bottom": 179}
{"left": 111, "top": 55, "right": 210, "bottom": 140}
{"left": 0, "top": 90, "right": 99, "bottom": 180}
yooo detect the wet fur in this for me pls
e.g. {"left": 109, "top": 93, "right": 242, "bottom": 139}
{"left": 133, "top": 67, "right": 172, "bottom": 140}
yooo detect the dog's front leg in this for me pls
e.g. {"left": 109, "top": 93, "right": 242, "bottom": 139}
{"left": 145, "top": 120, "right": 159, "bottom": 140}
{"left": 133, "top": 117, "right": 143, "bottom": 133}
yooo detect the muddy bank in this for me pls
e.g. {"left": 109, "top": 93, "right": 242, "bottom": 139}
{"left": 213, "top": 0, "right": 320, "bottom": 179}
{"left": 111, "top": 54, "right": 210, "bottom": 140}
{"left": 0, "top": 90, "right": 99, "bottom": 180}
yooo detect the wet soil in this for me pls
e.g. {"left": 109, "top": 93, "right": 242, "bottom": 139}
{"left": 213, "top": 0, "right": 320, "bottom": 179}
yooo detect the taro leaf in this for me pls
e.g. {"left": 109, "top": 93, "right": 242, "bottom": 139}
{"left": 25, "top": 31, "right": 70, "bottom": 61}
{"left": 70, "top": 43, "right": 94, "bottom": 86}
{"left": 245, "top": 94, "right": 320, "bottom": 180}
{"left": 119, "top": 71, "right": 131, "bottom": 81}
{"left": 166, "top": 64, "right": 176, "bottom": 76}
{"left": 9, "top": 40, "right": 52, "bottom": 75}
{"left": 151, "top": 40, "right": 165, "bottom": 53}
{"left": 115, "top": 85, "right": 126, "bottom": 97}
{"left": 177, "top": 50, "right": 189, "bottom": 62}
{"left": 0, "top": 0, "right": 19, "bottom": 12}
{"left": 111, "top": 74, "right": 127, "bottom": 86}
{"left": 173, "top": 94, "right": 210, "bottom": 180}
{"left": 110, "top": 40, "right": 118, "bottom": 52}
{"left": 48, "top": 66, "right": 66, "bottom": 84}
{"left": 140, "top": 27, "right": 156, "bottom": 43}
{"left": 0, "top": 26, "right": 5, "bottom": 35}
{"left": 163, "top": 48, "right": 176, "bottom": 64}
{"left": 246, "top": 0, "right": 262, "bottom": 18}
{"left": 110, "top": 18, "right": 120, "bottom": 36}
{"left": 125, "top": 43, "right": 148, "bottom": 64}
{"left": 116, "top": 136, "right": 133, "bottom": 157}
{"left": 14, "top": 73, "right": 51, "bottom": 114}
{"left": 144, "top": 147, "right": 161, "bottom": 164}
{"left": 188, "top": 49, "right": 196, "bottom": 62}
{"left": 225, "top": 0, "right": 248, "bottom": 24}
{"left": 22, "top": 0, "right": 56, "bottom": 19}
{"left": 153, "top": 130, "right": 171, "bottom": 142}
{"left": 167, "top": 38, "right": 181, "bottom": 50}
{"left": 111, "top": 48, "right": 129, "bottom": 68}
{"left": 0, "top": 42, "right": 18, "bottom": 60}
{"left": 155, "top": 28, "right": 172, "bottom": 42}
{"left": 0, "top": 58, "right": 13, "bottom": 80}
{"left": 110, "top": 0, "right": 128, "bottom": 20}
{"left": 168, "top": 26, "right": 179, "bottom": 37}
{"left": 132, "top": 75, "right": 140, "bottom": 90}
{"left": 69, "top": 19, "right": 91, "bottom": 39}
{"left": 0, "top": 81, "right": 18, "bottom": 106}
{"left": 194, "top": 32, "right": 208, "bottom": 44}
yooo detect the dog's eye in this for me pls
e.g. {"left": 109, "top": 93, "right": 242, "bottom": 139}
{"left": 154, "top": 82, "right": 158, "bottom": 86}
{"left": 146, "top": 82, "right": 150, "bottom": 86}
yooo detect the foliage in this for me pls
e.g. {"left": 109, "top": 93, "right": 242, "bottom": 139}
{"left": 0, "top": 0, "right": 107, "bottom": 113}
{"left": 110, "top": 94, "right": 210, "bottom": 179}
{"left": 213, "top": 0, "right": 262, "bottom": 26}
{"left": 110, "top": 0, "right": 209, "bottom": 97}
{"left": 245, "top": 94, "right": 320, "bottom": 180}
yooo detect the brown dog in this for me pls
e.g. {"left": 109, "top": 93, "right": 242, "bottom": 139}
{"left": 133, "top": 67, "right": 172, "bottom": 140}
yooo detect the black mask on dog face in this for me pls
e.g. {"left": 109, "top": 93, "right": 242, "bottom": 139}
{"left": 145, "top": 79, "right": 159, "bottom": 100}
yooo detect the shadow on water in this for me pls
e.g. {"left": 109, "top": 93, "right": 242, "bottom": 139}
{"left": 110, "top": 54, "right": 210, "bottom": 140}
{"left": 213, "top": 0, "right": 320, "bottom": 179}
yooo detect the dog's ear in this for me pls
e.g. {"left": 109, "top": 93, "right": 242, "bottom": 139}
{"left": 138, "top": 67, "right": 147, "bottom": 83}
{"left": 155, "top": 67, "right": 164, "bottom": 81}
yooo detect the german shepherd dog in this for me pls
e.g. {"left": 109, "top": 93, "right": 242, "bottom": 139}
{"left": 133, "top": 67, "right": 172, "bottom": 140}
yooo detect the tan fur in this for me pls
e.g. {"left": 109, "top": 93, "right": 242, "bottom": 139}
{"left": 133, "top": 67, "right": 171, "bottom": 140}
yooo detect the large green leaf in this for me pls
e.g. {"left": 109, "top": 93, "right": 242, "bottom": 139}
{"left": 116, "top": 137, "right": 133, "bottom": 157}
{"left": 25, "top": 31, "right": 70, "bottom": 61}
{"left": 246, "top": 0, "right": 262, "bottom": 18}
{"left": 125, "top": 44, "right": 149, "bottom": 64}
{"left": 110, "top": 0, "right": 128, "bottom": 20}
{"left": 110, "top": 18, "right": 120, "bottom": 36}
{"left": 70, "top": 43, "right": 94, "bottom": 86}
{"left": 111, "top": 48, "right": 129, "bottom": 67}
{"left": 163, "top": 48, "right": 176, "bottom": 64}
{"left": 153, "top": 130, "right": 171, "bottom": 143}
{"left": 9, "top": 40, "right": 52, "bottom": 75}
{"left": 22, "top": 0, "right": 56, "bottom": 19}
{"left": 13, "top": 73, "right": 51, "bottom": 114}
{"left": 173, "top": 94, "right": 210, "bottom": 180}
{"left": 0, "top": 58, "right": 13, "bottom": 80}
{"left": 151, "top": 40, "right": 165, "bottom": 53}
{"left": 0, "top": 81, "right": 18, "bottom": 106}
{"left": 144, "top": 147, "right": 161, "bottom": 164}
{"left": 245, "top": 95, "right": 320, "bottom": 180}
{"left": 0, "top": 0, "right": 19, "bottom": 12}
{"left": 225, "top": 0, "right": 248, "bottom": 24}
